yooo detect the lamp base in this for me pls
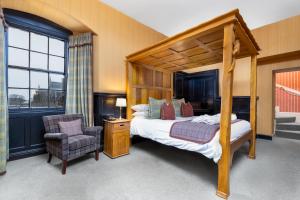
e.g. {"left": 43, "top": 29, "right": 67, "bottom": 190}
{"left": 119, "top": 107, "right": 122, "bottom": 120}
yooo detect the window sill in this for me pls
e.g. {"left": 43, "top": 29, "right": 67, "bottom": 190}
{"left": 9, "top": 108, "right": 65, "bottom": 114}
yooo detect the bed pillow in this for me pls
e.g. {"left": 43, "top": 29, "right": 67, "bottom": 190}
{"left": 131, "top": 104, "right": 149, "bottom": 112}
{"left": 58, "top": 119, "right": 83, "bottom": 136}
{"left": 160, "top": 103, "right": 175, "bottom": 120}
{"left": 181, "top": 102, "right": 194, "bottom": 117}
{"left": 172, "top": 98, "right": 185, "bottom": 117}
{"left": 148, "top": 97, "right": 166, "bottom": 119}
{"left": 132, "top": 111, "right": 147, "bottom": 118}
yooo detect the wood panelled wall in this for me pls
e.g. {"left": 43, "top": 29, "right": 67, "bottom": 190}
{"left": 132, "top": 64, "right": 173, "bottom": 103}
{"left": 1, "top": 0, "right": 166, "bottom": 93}
{"left": 126, "top": 63, "right": 173, "bottom": 118}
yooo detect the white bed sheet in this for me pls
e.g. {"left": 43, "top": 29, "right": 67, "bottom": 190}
{"left": 130, "top": 116, "right": 251, "bottom": 163}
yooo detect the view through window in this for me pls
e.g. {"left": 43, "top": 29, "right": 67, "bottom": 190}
{"left": 7, "top": 27, "right": 66, "bottom": 109}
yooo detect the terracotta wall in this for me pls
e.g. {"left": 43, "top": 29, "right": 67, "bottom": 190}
{"left": 275, "top": 71, "right": 300, "bottom": 112}
{"left": 1, "top": 0, "right": 166, "bottom": 93}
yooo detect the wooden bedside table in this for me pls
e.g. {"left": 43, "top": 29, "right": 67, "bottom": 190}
{"left": 103, "top": 119, "right": 130, "bottom": 158}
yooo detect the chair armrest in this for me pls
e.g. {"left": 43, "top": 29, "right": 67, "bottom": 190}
{"left": 44, "top": 133, "right": 68, "bottom": 141}
{"left": 83, "top": 126, "right": 102, "bottom": 149}
{"left": 44, "top": 133, "right": 69, "bottom": 160}
{"left": 83, "top": 126, "right": 103, "bottom": 137}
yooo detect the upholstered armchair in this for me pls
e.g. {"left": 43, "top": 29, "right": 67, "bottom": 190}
{"left": 43, "top": 114, "right": 102, "bottom": 174}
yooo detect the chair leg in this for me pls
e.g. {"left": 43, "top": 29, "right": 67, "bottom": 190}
{"left": 47, "top": 153, "right": 52, "bottom": 163}
{"left": 62, "top": 160, "right": 67, "bottom": 175}
{"left": 95, "top": 149, "right": 99, "bottom": 161}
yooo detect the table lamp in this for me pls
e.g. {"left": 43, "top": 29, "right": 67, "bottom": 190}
{"left": 116, "top": 98, "right": 127, "bottom": 119}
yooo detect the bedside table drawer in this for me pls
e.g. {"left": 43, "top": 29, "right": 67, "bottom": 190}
{"left": 113, "top": 122, "right": 130, "bottom": 131}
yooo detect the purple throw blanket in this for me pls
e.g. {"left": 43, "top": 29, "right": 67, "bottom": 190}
{"left": 170, "top": 120, "right": 240, "bottom": 144}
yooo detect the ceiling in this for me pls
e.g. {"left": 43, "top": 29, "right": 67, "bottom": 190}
{"left": 101, "top": 0, "right": 300, "bottom": 36}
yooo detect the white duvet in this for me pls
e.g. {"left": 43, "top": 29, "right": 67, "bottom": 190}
{"left": 130, "top": 116, "right": 251, "bottom": 163}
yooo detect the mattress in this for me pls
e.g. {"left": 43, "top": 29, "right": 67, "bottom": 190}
{"left": 130, "top": 116, "right": 251, "bottom": 163}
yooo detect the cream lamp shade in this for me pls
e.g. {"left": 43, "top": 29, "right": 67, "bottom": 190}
{"left": 116, "top": 98, "right": 127, "bottom": 107}
{"left": 116, "top": 98, "right": 126, "bottom": 119}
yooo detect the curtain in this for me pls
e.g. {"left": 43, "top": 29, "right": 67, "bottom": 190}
{"left": 66, "top": 33, "right": 93, "bottom": 127}
{"left": 0, "top": 8, "right": 8, "bottom": 175}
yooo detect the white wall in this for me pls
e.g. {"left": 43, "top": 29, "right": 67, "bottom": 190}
{"left": 276, "top": 112, "right": 300, "bottom": 123}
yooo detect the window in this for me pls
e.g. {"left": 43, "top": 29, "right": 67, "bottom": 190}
{"left": 7, "top": 27, "right": 67, "bottom": 109}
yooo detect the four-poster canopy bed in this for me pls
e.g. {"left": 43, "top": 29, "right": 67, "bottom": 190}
{"left": 125, "top": 9, "right": 260, "bottom": 199}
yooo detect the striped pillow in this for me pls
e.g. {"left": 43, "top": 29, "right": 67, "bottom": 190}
{"left": 160, "top": 103, "right": 175, "bottom": 120}
{"left": 148, "top": 97, "right": 166, "bottom": 119}
{"left": 172, "top": 98, "right": 185, "bottom": 117}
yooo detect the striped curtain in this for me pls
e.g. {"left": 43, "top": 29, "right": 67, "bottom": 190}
{"left": 66, "top": 33, "right": 93, "bottom": 126}
{"left": 0, "top": 8, "right": 8, "bottom": 175}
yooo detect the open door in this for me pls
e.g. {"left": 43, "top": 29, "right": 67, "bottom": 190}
{"left": 274, "top": 69, "right": 300, "bottom": 139}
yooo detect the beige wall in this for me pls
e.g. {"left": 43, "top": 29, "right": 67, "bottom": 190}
{"left": 1, "top": 0, "right": 166, "bottom": 93}
{"left": 255, "top": 15, "right": 300, "bottom": 136}
{"left": 253, "top": 15, "right": 300, "bottom": 58}
{"left": 186, "top": 14, "right": 300, "bottom": 136}
{"left": 184, "top": 58, "right": 251, "bottom": 96}
{"left": 2, "top": 0, "right": 300, "bottom": 136}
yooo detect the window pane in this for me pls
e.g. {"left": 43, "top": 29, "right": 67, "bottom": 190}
{"left": 8, "top": 47, "right": 29, "bottom": 67}
{"left": 31, "top": 71, "right": 48, "bottom": 89}
{"left": 49, "top": 74, "right": 64, "bottom": 90}
{"left": 8, "top": 27, "right": 29, "bottom": 49}
{"left": 49, "top": 38, "right": 64, "bottom": 57}
{"left": 30, "top": 52, "right": 47, "bottom": 70}
{"left": 8, "top": 89, "right": 29, "bottom": 108}
{"left": 30, "top": 33, "right": 48, "bottom": 53}
{"left": 31, "top": 89, "right": 48, "bottom": 107}
{"left": 49, "top": 56, "right": 64, "bottom": 72}
{"left": 49, "top": 90, "right": 65, "bottom": 107}
{"left": 8, "top": 68, "right": 29, "bottom": 88}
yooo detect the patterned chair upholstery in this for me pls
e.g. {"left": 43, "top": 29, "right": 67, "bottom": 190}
{"left": 43, "top": 114, "right": 102, "bottom": 174}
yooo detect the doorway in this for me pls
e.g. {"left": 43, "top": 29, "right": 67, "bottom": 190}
{"left": 273, "top": 68, "right": 300, "bottom": 139}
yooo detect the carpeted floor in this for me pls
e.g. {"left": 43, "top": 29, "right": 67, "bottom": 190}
{"left": 0, "top": 137, "right": 300, "bottom": 200}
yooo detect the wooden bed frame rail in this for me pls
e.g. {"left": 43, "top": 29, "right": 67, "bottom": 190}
{"left": 125, "top": 9, "right": 260, "bottom": 199}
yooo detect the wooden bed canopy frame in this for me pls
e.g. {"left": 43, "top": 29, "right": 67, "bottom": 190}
{"left": 125, "top": 9, "right": 260, "bottom": 199}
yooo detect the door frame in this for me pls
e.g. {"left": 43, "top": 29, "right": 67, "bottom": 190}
{"left": 272, "top": 67, "right": 300, "bottom": 134}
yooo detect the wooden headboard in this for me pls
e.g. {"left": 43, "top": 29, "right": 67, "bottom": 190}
{"left": 126, "top": 63, "right": 173, "bottom": 119}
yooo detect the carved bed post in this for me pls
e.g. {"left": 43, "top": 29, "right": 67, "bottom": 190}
{"left": 217, "top": 22, "right": 235, "bottom": 199}
{"left": 249, "top": 55, "right": 257, "bottom": 159}
{"left": 126, "top": 61, "right": 136, "bottom": 120}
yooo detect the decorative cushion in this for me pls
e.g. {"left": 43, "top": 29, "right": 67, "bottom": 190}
{"left": 58, "top": 119, "right": 83, "bottom": 136}
{"left": 131, "top": 104, "right": 149, "bottom": 112}
{"left": 181, "top": 102, "right": 194, "bottom": 117}
{"left": 68, "top": 135, "right": 96, "bottom": 151}
{"left": 148, "top": 97, "right": 166, "bottom": 119}
{"left": 160, "top": 103, "right": 175, "bottom": 120}
{"left": 172, "top": 98, "right": 185, "bottom": 117}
